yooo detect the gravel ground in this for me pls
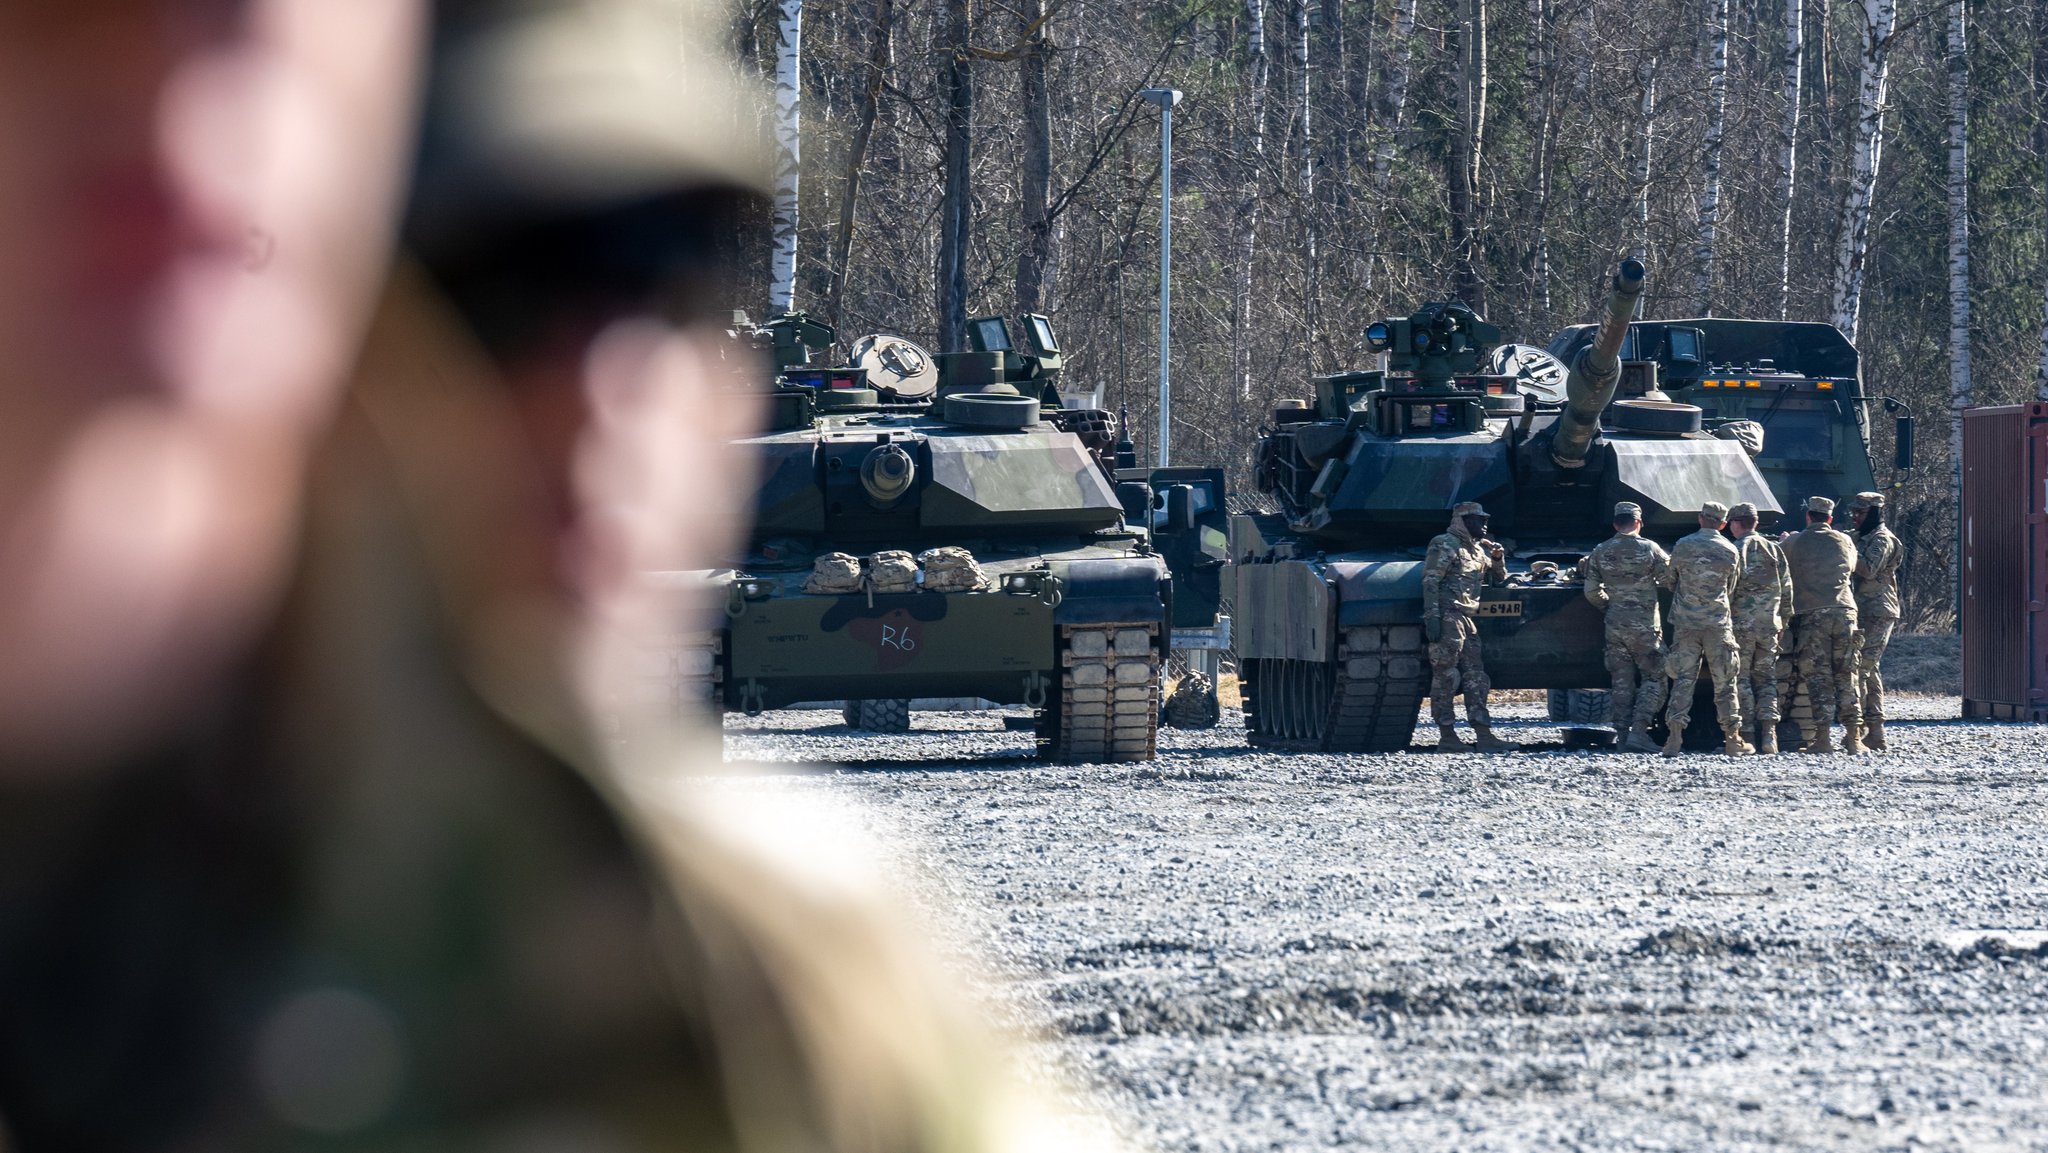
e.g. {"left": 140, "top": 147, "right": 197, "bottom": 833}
{"left": 713, "top": 698, "right": 2048, "bottom": 1152}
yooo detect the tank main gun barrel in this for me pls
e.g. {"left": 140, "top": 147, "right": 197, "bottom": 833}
{"left": 1551, "top": 258, "right": 1646, "bottom": 468}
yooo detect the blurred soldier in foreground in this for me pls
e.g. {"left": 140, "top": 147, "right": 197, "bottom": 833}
{"left": 0, "top": 2, "right": 1097, "bottom": 1150}
{"left": 1423, "top": 502, "right": 1515, "bottom": 751}
{"left": 1580, "top": 501, "right": 1671, "bottom": 754}
{"left": 1661, "top": 502, "right": 1750, "bottom": 758}
{"left": 1782, "top": 496, "right": 1864, "bottom": 754}
{"left": 1727, "top": 502, "right": 1793, "bottom": 755}
{"left": 1846, "top": 491, "right": 1902, "bottom": 751}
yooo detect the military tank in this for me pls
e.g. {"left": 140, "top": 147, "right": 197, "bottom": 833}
{"left": 1231, "top": 260, "right": 1783, "bottom": 751}
{"left": 1542, "top": 313, "right": 1914, "bottom": 740}
{"left": 664, "top": 310, "right": 1172, "bottom": 762}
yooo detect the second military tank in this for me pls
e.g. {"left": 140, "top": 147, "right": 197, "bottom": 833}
{"left": 657, "top": 311, "right": 1178, "bottom": 762}
{"left": 1231, "top": 260, "right": 1783, "bottom": 751}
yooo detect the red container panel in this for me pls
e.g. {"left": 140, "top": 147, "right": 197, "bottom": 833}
{"left": 1961, "top": 402, "right": 2048, "bottom": 722}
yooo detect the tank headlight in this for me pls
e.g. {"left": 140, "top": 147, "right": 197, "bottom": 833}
{"left": 740, "top": 579, "right": 772, "bottom": 598}
{"left": 1365, "top": 322, "right": 1391, "bottom": 351}
{"left": 1004, "top": 573, "right": 1040, "bottom": 595}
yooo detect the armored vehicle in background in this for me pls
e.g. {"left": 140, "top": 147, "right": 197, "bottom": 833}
{"left": 1232, "top": 260, "right": 1782, "bottom": 751}
{"left": 665, "top": 311, "right": 1178, "bottom": 762}
{"left": 1543, "top": 315, "right": 1913, "bottom": 736}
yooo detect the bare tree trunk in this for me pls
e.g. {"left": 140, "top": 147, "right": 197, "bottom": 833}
{"left": 1633, "top": 56, "right": 1657, "bottom": 316}
{"left": 1947, "top": 0, "right": 1970, "bottom": 495}
{"left": 1830, "top": 0, "right": 1896, "bottom": 345}
{"left": 1776, "top": 0, "right": 1802, "bottom": 318}
{"left": 827, "top": 0, "right": 895, "bottom": 327}
{"left": 1295, "top": 0, "right": 1319, "bottom": 360}
{"left": 1016, "top": 0, "right": 1055, "bottom": 315}
{"left": 1373, "top": 0, "right": 1417, "bottom": 191}
{"left": 768, "top": 0, "right": 802, "bottom": 313}
{"left": 937, "top": 0, "right": 974, "bottom": 351}
{"left": 1234, "top": 0, "right": 1270, "bottom": 400}
{"left": 1448, "top": 0, "right": 1486, "bottom": 309}
{"left": 2035, "top": 0, "right": 2048, "bottom": 398}
{"left": 1694, "top": 0, "right": 1728, "bottom": 314}
{"left": 1524, "top": 0, "right": 1554, "bottom": 322}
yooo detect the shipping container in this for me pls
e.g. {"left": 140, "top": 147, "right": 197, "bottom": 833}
{"left": 1961, "top": 402, "right": 2048, "bottom": 722}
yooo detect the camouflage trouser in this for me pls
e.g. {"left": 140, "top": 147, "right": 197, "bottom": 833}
{"left": 1603, "top": 623, "right": 1666, "bottom": 731}
{"left": 1428, "top": 612, "right": 1491, "bottom": 727}
{"left": 1664, "top": 624, "right": 1740, "bottom": 734}
{"left": 1799, "top": 609, "right": 1861, "bottom": 727}
{"left": 1733, "top": 625, "right": 1781, "bottom": 728}
{"left": 1853, "top": 616, "right": 1896, "bottom": 722}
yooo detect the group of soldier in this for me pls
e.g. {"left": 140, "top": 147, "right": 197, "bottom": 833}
{"left": 1422, "top": 492, "right": 1903, "bottom": 756}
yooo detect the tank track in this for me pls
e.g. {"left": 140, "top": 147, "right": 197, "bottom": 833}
{"left": 1243, "top": 625, "right": 1427, "bottom": 753}
{"left": 1038, "top": 623, "right": 1160, "bottom": 762}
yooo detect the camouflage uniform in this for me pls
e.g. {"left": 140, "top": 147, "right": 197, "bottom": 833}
{"left": 1782, "top": 496, "right": 1862, "bottom": 752}
{"left": 1580, "top": 504, "right": 1672, "bottom": 742}
{"left": 1847, "top": 491, "right": 1902, "bottom": 749}
{"left": 1663, "top": 504, "right": 1746, "bottom": 752}
{"left": 1423, "top": 502, "right": 1508, "bottom": 744}
{"left": 1729, "top": 502, "right": 1794, "bottom": 749}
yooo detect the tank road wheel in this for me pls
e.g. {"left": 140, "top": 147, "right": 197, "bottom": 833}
{"left": 1319, "top": 625, "right": 1429, "bottom": 753}
{"left": 1545, "top": 688, "right": 1611, "bottom": 724}
{"left": 841, "top": 698, "right": 912, "bottom": 732}
{"left": 1037, "top": 624, "right": 1160, "bottom": 762}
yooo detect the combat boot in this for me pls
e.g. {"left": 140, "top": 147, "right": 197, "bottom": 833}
{"left": 1842, "top": 724, "right": 1866, "bottom": 755}
{"left": 1864, "top": 718, "right": 1887, "bottom": 752}
{"left": 1436, "top": 724, "right": 1468, "bottom": 750}
{"left": 1661, "top": 727, "right": 1684, "bottom": 758}
{"left": 1723, "top": 729, "right": 1753, "bottom": 756}
{"left": 1801, "top": 725, "right": 1836, "bottom": 754}
{"left": 1623, "top": 724, "right": 1661, "bottom": 754}
{"left": 1471, "top": 725, "right": 1518, "bottom": 753}
{"left": 1755, "top": 727, "right": 1779, "bottom": 755}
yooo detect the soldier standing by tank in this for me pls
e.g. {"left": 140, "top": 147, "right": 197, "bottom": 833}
{"left": 1727, "top": 501, "right": 1794, "bottom": 754}
{"left": 1580, "top": 501, "right": 1672, "bottom": 753}
{"left": 1782, "top": 495, "right": 1864, "bottom": 753}
{"left": 1424, "top": 501, "right": 1515, "bottom": 751}
{"left": 1661, "top": 502, "right": 1751, "bottom": 757}
{"left": 1845, "top": 491, "right": 1902, "bottom": 751}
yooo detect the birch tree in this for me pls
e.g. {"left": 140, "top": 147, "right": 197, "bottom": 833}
{"left": 1830, "top": 0, "right": 1896, "bottom": 344}
{"left": 1776, "top": 0, "right": 1802, "bottom": 317}
{"left": 1235, "top": 0, "right": 1270, "bottom": 399}
{"left": 1449, "top": 0, "right": 1487, "bottom": 309}
{"left": 1294, "top": 0, "right": 1320, "bottom": 353}
{"left": 1633, "top": 56, "right": 1657, "bottom": 268}
{"left": 1373, "top": 0, "right": 1416, "bottom": 191}
{"left": 768, "top": 0, "right": 802, "bottom": 313}
{"left": 1693, "top": 0, "right": 1728, "bottom": 313}
{"left": 1524, "top": 0, "right": 1557, "bottom": 320}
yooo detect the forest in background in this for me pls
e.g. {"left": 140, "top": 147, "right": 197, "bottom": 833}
{"left": 725, "top": 0, "right": 2048, "bottom": 628}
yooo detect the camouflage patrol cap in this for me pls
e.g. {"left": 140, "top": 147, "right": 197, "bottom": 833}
{"left": 1848, "top": 490, "right": 1886, "bottom": 510}
{"left": 1805, "top": 495, "right": 1836, "bottom": 515}
{"left": 1612, "top": 501, "right": 1642, "bottom": 520}
{"left": 1728, "top": 502, "right": 1759, "bottom": 520}
{"left": 409, "top": 0, "right": 771, "bottom": 258}
{"left": 1451, "top": 501, "right": 1488, "bottom": 517}
{"left": 1699, "top": 501, "right": 1729, "bottom": 522}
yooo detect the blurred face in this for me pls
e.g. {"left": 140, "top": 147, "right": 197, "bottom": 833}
{"left": 0, "top": 0, "right": 427, "bottom": 771}
{"left": 1729, "top": 516, "right": 1755, "bottom": 538}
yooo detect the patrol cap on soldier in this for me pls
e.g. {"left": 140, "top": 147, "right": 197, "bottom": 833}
{"left": 1451, "top": 501, "right": 1487, "bottom": 517}
{"left": 1612, "top": 501, "right": 1642, "bottom": 522}
{"left": 1805, "top": 495, "right": 1836, "bottom": 516}
{"left": 1848, "top": 490, "right": 1886, "bottom": 510}
{"left": 407, "top": 0, "right": 772, "bottom": 355}
{"left": 1728, "top": 501, "right": 1758, "bottom": 521}
{"left": 1698, "top": 500, "right": 1729, "bottom": 522}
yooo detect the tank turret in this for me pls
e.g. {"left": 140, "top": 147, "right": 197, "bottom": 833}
{"left": 1551, "top": 258, "right": 1645, "bottom": 467}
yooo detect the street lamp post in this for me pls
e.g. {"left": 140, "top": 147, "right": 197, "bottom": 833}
{"left": 1139, "top": 87, "right": 1181, "bottom": 469}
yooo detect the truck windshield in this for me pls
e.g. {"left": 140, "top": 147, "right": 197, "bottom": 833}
{"left": 1760, "top": 410, "right": 1833, "bottom": 465}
